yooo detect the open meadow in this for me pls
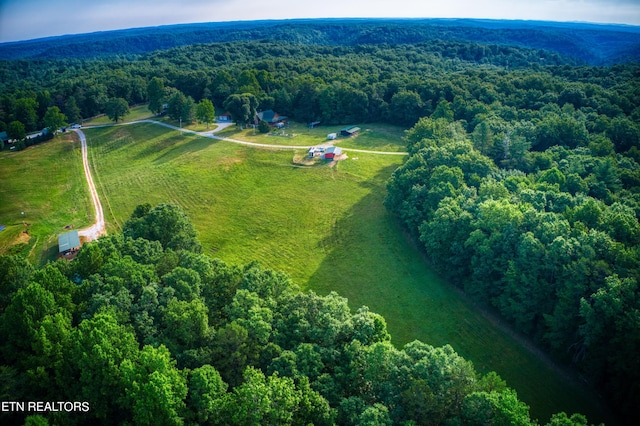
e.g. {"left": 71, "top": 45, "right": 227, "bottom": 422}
{"left": 0, "top": 116, "right": 613, "bottom": 423}
{"left": 0, "top": 133, "right": 93, "bottom": 263}
{"left": 215, "top": 121, "right": 408, "bottom": 152}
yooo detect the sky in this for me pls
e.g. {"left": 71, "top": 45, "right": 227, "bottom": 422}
{"left": 1, "top": 0, "right": 639, "bottom": 43}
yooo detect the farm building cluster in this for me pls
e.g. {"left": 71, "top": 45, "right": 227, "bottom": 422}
{"left": 306, "top": 124, "right": 361, "bottom": 161}
{"left": 308, "top": 145, "right": 343, "bottom": 160}
{"left": 216, "top": 110, "right": 357, "bottom": 163}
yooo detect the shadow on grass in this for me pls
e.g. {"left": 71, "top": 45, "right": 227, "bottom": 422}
{"left": 86, "top": 126, "right": 138, "bottom": 155}
{"left": 305, "top": 167, "right": 614, "bottom": 425}
{"left": 41, "top": 242, "right": 61, "bottom": 264}
{"left": 151, "top": 134, "right": 219, "bottom": 165}
{"left": 87, "top": 123, "right": 218, "bottom": 165}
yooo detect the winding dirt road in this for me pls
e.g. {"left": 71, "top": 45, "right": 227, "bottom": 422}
{"left": 89, "top": 120, "right": 409, "bottom": 155}
{"left": 73, "top": 129, "right": 106, "bottom": 241}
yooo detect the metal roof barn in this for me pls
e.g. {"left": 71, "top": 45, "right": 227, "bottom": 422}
{"left": 58, "top": 230, "right": 81, "bottom": 254}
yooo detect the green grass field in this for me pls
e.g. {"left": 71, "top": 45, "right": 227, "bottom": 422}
{"left": 215, "top": 122, "right": 408, "bottom": 152}
{"left": 84, "top": 123, "right": 400, "bottom": 279}
{"left": 82, "top": 104, "right": 157, "bottom": 125}
{"left": 1, "top": 118, "right": 614, "bottom": 424}
{"left": 0, "top": 134, "right": 93, "bottom": 263}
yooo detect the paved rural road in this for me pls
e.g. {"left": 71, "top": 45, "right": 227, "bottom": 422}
{"left": 73, "top": 129, "right": 106, "bottom": 241}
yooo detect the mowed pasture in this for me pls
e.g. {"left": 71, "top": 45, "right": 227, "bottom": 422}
{"left": 81, "top": 121, "right": 610, "bottom": 424}
{"left": 85, "top": 122, "right": 403, "bottom": 281}
{"left": 0, "top": 134, "right": 93, "bottom": 263}
{"left": 215, "top": 121, "right": 408, "bottom": 152}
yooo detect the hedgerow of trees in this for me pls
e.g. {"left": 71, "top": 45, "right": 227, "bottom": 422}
{"left": 0, "top": 203, "right": 594, "bottom": 425}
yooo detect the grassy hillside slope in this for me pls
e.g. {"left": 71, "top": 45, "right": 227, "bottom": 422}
{"left": 0, "top": 134, "right": 93, "bottom": 263}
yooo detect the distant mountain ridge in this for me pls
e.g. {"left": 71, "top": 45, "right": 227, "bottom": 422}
{"left": 1, "top": 18, "right": 639, "bottom": 65}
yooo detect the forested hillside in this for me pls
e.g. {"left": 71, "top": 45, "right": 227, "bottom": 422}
{"left": 1, "top": 21, "right": 639, "bottom": 424}
{"left": 383, "top": 71, "right": 640, "bottom": 426}
{"left": 0, "top": 203, "right": 590, "bottom": 425}
{"left": 2, "top": 38, "right": 638, "bottom": 134}
{"left": 1, "top": 19, "right": 640, "bottom": 65}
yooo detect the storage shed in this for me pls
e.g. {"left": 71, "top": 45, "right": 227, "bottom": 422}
{"left": 324, "top": 146, "right": 343, "bottom": 160}
{"left": 340, "top": 126, "right": 360, "bottom": 137}
{"left": 58, "top": 230, "right": 81, "bottom": 254}
{"left": 217, "top": 112, "right": 232, "bottom": 122}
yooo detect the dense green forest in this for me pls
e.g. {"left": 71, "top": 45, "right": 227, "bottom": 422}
{"left": 385, "top": 114, "right": 640, "bottom": 420}
{"left": 1, "top": 20, "right": 639, "bottom": 424}
{"left": 1, "top": 19, "right": 639, "bottom": 65}
{"left": 2, "top": 38, "right": 639, "bottom": 134}
{"left": 0, "top": 203, "right": 593, "bottom": 425}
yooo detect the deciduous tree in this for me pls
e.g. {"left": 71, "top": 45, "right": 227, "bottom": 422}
{"left": 120, "top": 345, "right": 188, "bottom": 426}
{"left": 223, "top": 93, "right": 258, "bottom": 127}
{"left": 195, "top": 98, "right": 215, "bottom": 128}
{"left": 43, "top": 106, "right": 67, "bottom": 133}
{"left": 147, "top": 77, "right": 166, "bottom": 115}
{"left": 104, "top": 97, "right": 129, "bottom": 123}
{"left": 123, "top": 203, "right": 202, "bottom": 253}
{"left": 7, "top": 120, "right": 25, "bottom": 141}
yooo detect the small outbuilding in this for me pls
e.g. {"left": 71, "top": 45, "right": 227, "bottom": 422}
{"left": 58, "top": 230, "right": 81, "bottom": 255}
{"left": 327, "top": 133, "right": 337, "bottom": 140}
{"left": 324, "top": 146, "right": 343, "bottom": 160}
{"left": 340, "top": 126, "right": 360, "bottom": 137}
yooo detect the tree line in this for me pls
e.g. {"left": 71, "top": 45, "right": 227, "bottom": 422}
{"left": 2, "top": 19, "right": 637, "bottom": 65}
{"left": 385, "top": 107, "right": 639, "bottom": 423}
{"left": 0, "top": 203, "right": 596, "bottom": 425}
{"left": 1, "top": 40, "right": 638, "bottom": 147}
